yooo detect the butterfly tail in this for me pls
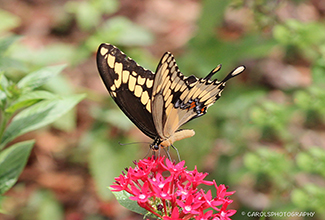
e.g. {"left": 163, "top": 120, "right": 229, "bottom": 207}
{"left": 221, "top": 65, "right": 246, "bottom": 83}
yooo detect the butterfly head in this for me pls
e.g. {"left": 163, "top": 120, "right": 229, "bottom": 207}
{"left": 150, "top": 137, "right": 162, "bottom": 151}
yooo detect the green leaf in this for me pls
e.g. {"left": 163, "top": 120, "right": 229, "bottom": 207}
{"left": 5, "top": 90, "right": 57, "bottom": 114}
{"left": 0, "top": 140, "right": 34, "bottom": 194}
{"left": 0, "top": 94, "right": 85, "bottom": 148}
{"left": 110, "top": 189, "right": 148, "bottom": 216}
{"left": 0, "top": 36, "right": 20, "bottom": 57}
{"left": 0, "top": 9, "right": 21, "bottom": 33}
{"left": 17, "top": 64, "right": 66, "bottom": 91}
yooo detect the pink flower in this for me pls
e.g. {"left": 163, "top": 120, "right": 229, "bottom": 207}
{"left": 200, "top": 189, "right": 223, "bottom": 211}
{"left": 163, "top": 207, "right": 182, "bottom": 220}
{"left": 213, "top": 200, "right": 236, "bottom": 220}
{"left": 186, "top": 166, "right": 214, "bottom": 188}
{"left": 129, "top": 181, "right": 153, "bottom": 203}
{"left": 196, "top": 210, "right": 213, "bottom": 220}
{"left": 214, "top": 181, "right": 235, "bottom": 202}
{"left": 176, "top": 194, "right": 202, "bottom": 215}
{"left": 110, "top": 156, "right": 236, "bottom": 219}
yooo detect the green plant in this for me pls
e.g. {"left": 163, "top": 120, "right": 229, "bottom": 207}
{"left": 0, "top": 36, "right": 85, "bottom": 211}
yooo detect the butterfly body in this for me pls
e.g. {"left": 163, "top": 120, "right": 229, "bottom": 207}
{"left": 96, "top": 43, "right": 245, "bottom": 151}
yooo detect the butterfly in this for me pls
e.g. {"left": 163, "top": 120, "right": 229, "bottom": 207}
{"left": 96, "top": 43, "right": 245, "bottom": 152}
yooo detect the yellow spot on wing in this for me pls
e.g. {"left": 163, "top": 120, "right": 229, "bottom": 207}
{"left": 192, "top": 82, "right": 206, "bottom": 98}
{"left": 163, "top": 81, "right": 171, "bottom": 98}
{"left": 110, "top": 84, "right": 116, "bottom": 91}
{"left": 141, "top": 90, "right": 149, "bottom": 105}
{"left": 161, "top": 54, "right": 168, "bottom": 63}
{"left": 146, "top": 79, "right": 153, "bottom": 88}
{"left": 179, "top": 83, "right": 187, "bottom": 92}
{"left": 200, "top": 92, "right": 212, "bottom": 102}
{"left": 167, "top": 55, "right": 172, "bottom": 63}
{"left": 179, "top": 89, "right": 189, "bottom": 100}
{"left": 159, "top": 63, "right": 168, "bottom": 81}
{"left": 204, "top": 97, "right": 215, "bottom": 107}
{"left": 171, "top": 77, "right": 180, "bottom": 90}
{"left": 171, "top": 69, "right": 177, "bottom": 80}
{"left": 114, "top": 62, "right": 123, "bottom": 75}
{"left": 165, "top": 102, "right": 173, "bottom": 115}
{"left": 146, "top": 99, "right": 151, "bottom": 113}
{"left": 122, "top": 70, "right": 129, "bottom": 83}
{"left": 198, "top": 84, "right": 216, "bottom": 99}
{"left": 134, "top": 85, "right": 143, "bottom": 97}
{"left": 155, "top": 84, "right": 162, "bottom": 95}
{"left": 165, "top": 94, "right": 173, "bottom": 107}
{"left": 107, "top": 54, "right": 115, "bottom": 68}
{"left": 174, "top": 80, "right": 184, "bottom": 92}
{"left": 100, "top": 47, "right": 108, "bottom": 56}
{"left": 200, "top": 86, "right": 222, "bottom": 102}
{"left": 137, "top": 75, "right": 145, "bottom": 85}
{"left": 170, "top": 65, "right": 176, "bottom": 74}
{"left": 161, "top": 70, "right": 170, "bottom": 89}
{"left": 128, "top": 75, "right": 136, "bottom": 91}
{"left": 164, "top": 89, "right": 171, "bottom": 103}
{"left": 184, "top": 85, "right": 199, "bottom": 103}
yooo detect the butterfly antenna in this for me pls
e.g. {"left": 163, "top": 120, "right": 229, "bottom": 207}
{"left": 204, "top": 64, "right": 222, "bottom": 80}
{"left": 143, "top": 147, "right": 152, "bottom": 159}
{"left": 220, "top": 65, "right": 246, "bottom": 83}
{"left": 118, "top": 141, "right": 151, "bottom": 146}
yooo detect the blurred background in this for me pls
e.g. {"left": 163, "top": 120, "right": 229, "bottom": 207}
{"left": 1, "top": 0, "right": 325, "bottom": 219}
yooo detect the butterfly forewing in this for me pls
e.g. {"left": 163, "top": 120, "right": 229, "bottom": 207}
{"left": 97, "top": 43, "right": 158, "bottom": 139}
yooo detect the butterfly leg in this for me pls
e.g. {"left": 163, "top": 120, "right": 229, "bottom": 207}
{"left": 170, "top": 144, "right": 181, "bottom": 162}
{"left": 152, "top": 150, "right": 157, "bottom": 160}
{"left": 163, "top": 146, "right": 173, "bottom": 161}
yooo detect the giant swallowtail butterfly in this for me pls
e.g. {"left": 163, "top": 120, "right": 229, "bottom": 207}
{"left": 96, "top": 43, "right": 245, "bottom": 151}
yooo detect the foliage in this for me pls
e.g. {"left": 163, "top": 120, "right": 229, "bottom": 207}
{"left": 0, "top": 36, "right": 85, "bottom": 212}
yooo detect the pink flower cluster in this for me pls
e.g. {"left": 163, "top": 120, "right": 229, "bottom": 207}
{"left": 110, "top": 156, "right": 236, "bottom": 220}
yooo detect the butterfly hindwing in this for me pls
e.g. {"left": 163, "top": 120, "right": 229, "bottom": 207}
{"left": 97, "top": 43, "right": 158, "bottom": 139}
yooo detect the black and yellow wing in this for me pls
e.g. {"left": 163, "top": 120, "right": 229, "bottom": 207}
{"left": 97, "top": 43, "right": 158, "bottom": 139}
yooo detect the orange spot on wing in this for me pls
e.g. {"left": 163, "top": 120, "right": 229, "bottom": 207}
{"left": 189, "top": 102, "right": 196, "bottom": 109}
